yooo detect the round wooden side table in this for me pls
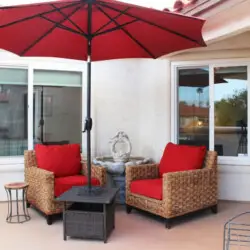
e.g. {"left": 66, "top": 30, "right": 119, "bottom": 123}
{"left": 4, "top": 182, "right": 30, "bottom": 223}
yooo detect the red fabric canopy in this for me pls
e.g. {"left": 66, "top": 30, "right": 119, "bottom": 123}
{"left": 0, "top": 0, "right": 206, "bottom": 61}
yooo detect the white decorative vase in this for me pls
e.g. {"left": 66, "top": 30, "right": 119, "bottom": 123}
{"left": 110, "top": 132, "right": 132, "bottom": 162}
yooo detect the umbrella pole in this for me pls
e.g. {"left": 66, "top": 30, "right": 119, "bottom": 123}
{"left": 86, "top": 61, "right": 92, "bottom": 192}
{"left": 86, "top": 1, "right": 93, "bottom": 192}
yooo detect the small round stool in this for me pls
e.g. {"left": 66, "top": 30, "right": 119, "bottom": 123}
{"left": 4, "top": 182, "right": 30, "bottom": 223}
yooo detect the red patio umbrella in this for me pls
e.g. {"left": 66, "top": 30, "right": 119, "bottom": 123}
{"left": 0, "top": 0, "right": 206, "bottom": 192}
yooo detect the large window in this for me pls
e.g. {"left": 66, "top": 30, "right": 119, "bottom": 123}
{"left": 0, "top": 68, "right": 28, "bottom": 156}
{"left": 176, "top": 64, "right": 249, "bottom": 158}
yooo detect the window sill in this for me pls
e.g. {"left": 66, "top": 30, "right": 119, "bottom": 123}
{"left": 218, "top": 156, "right": 250, "bottom": 166}
{"left": 0, "top": 156, "right": 24, "bottom": 165}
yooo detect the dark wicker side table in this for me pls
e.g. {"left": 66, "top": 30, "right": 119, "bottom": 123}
{"left": 57, "top": 187, "right": 119, "bottom": 243}
{"left": 4, "top": 182, "right": 30, "bottom": 223}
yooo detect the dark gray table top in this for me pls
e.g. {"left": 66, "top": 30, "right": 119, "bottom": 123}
{"left": 56, "top": 187, "right": 119, "bottom": 204}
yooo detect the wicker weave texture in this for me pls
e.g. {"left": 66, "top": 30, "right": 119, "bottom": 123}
{"left": 24, "top": 150, "right": 106, "bottom": 216}
{"left": 126, "top": 151, "right": 218, "bottom": 219}
{"left": 65, "top": 211, "right": 104, "bottom": 239}
{"left": 64, "top": 202, "right": 115, "bottom": 241}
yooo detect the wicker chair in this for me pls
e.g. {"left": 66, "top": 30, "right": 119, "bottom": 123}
{"left": 126, "top": 151, "right": 218, "bottom": 228}
{"left": 24, "top": 150, "right": 106, "bottom": 225}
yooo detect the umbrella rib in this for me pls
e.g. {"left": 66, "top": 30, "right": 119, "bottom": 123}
{"left": 39, "top": 15, "right": 85, "bottom": 38}
{"left": 0, "top": 2, "right": 81, "bottom": 29}
{"left": 94, "top": 7, "right": 130, "bottom": 35}
{"left": 98, "top": 1, "right": 205, "bottom": 46}
{"left": 20, "top": 5, "right": 82, "bottom": 56}
{"left": 50, "top": 3, "right": 87, "bottom": 37}
{"left": 96, "top": 4, "right": 156, "bottom": 58}
{"left": 93, "top": 19, "right": 138, "bottom": 37}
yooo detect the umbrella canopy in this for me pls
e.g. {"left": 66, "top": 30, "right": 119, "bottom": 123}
{"left": 0, "top": 0, "right": 205, "bottom": 60}
{"left": 0, "top": 0, "right": 206, "bottom": 192}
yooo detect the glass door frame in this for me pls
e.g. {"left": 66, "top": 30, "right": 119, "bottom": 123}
{"left": 28, "top": 65, "right": 34, "bottom": 150}
{"left": 27, "top": 62, "right": 85, "bottom": 153}
{"left": 171, "top": 58, "right": 250, "bottom": 165}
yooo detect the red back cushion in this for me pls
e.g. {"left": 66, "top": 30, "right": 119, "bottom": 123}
{"left": 35, "top": 144, "right": 81, "bottom": 177}
{"left": 159, "top": 143, "right": 206, "bottom": 177}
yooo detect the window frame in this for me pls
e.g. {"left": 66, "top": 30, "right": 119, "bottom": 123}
{"left": 171, "top": 58, "right": 250, "bottom": 166}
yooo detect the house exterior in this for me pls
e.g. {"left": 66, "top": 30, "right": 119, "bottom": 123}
{"left": 0, "top": 0, "right": 249, "bottom": 201}
{"left": 170, "top": 0, "right": 250, "bottom": 201}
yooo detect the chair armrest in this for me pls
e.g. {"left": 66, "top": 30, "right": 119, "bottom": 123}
{"left": 82, "top": 162, "right": 106, "bottom": 186}
{"left": 25, "top": 167, "right": 54, "bottom": 182}
{"left": 162, "top": 168, "right": 217, "bottom": 216}
{"left": 25, "top": 167, "right": 55, "bottom": 202}
{"left": 24, "top": 150, "right": 37, "bottom": 168}
{"left": 126, "top": 164, "right": 159, "bottom": 192}
{"left": 126, "top": 164, "right": 159, "bottom": 181}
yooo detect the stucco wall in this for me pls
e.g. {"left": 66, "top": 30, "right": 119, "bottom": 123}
{"left": 170, "top": 48, "right": 250, "bottom": 62}
{"left": 92, "top": 59, "right": 170, "bottom": 161}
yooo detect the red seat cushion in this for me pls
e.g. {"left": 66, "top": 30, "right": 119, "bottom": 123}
{"left": 130, "top": 178, "right": 162, "bottom": 200}
{"left": 35, "top": 144, "right": 81, "bottom": 177}
{"left": 54, "top": 175, "right": 100, "bottom": 197}
{"left": 159, "top": 142, "right": 206, "bottom": 177}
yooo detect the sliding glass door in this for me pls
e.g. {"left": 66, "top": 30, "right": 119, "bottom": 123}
{"left": 33, "top": 70, "right": 82, "bottom": 146}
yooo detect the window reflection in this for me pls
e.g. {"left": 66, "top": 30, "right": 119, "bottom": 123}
{"left": 0, "top": 68, "right": 28, "bottom": 156}
{"left": 33, "top": 86, "right": 82, "bottom": 146}
{"left": 214, "top": 66, "right": 247, "bottom": 156}
{"left": 33, "top": 70, "right": 82, "bottom": 147}
{"left": 178, "top": 67, "right": 209, "bottom": 149}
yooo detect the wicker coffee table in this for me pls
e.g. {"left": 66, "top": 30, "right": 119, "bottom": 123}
{"left": 57, "top": 187, "right": 119, "bottom": 243}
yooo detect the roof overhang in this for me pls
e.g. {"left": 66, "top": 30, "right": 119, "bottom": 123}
{"left": 176, "top": 0, "right": 229, "bottom": 17}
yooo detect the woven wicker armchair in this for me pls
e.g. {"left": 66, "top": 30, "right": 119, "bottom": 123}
{"left": 24, "top": 150, "right": 106, "bottom": 225}
{"left": 126, "top": 151, "right": 218, "bottom": 228}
